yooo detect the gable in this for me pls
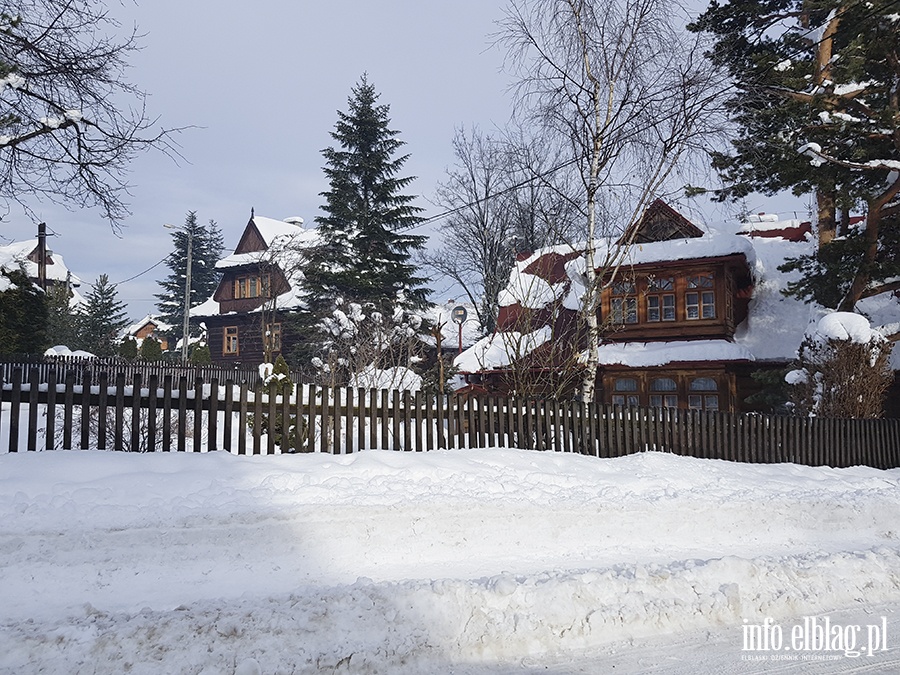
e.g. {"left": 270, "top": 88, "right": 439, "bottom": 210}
{"left": 233, "top": 219, "right": 268, "bottom": 255}
{"left": 619, "top": 199, "right": 705, "bottom": 245}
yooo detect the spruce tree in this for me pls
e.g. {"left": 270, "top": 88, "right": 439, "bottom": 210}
{"left": 44, "top": 282, "right": 78, "bottom": 348}
{"left": 155, "top": 211, "right": 224, "bottom": 331}
{"left": 0, "top": 269, "right": 48, "bottom": 354}
{"left": 689, "top": 1, "right": 900, "bottom": 310}
{"left": 303, "top": 75, "right": 429, "bottom": 318}
{"left": 296, "top": 76, "right": 430, "bottom": 380}
{"left": 75, "top": 274, "right": 129, "bottom": 356}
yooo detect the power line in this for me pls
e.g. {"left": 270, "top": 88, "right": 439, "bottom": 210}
{"left": 114, "top": 256, "right": 167, "bottom": 286}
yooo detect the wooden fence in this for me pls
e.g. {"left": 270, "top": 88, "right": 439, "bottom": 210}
{"left": 1, "top": 366, "right": 898, "bottom": 469}
{"left": 0, "top": 357, "right": 285, "bottom": 389}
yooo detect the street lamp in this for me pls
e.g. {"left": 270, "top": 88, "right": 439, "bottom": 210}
{"left": 451, "top": 305, "right": 468, "bottom": 354}
{"left": 164, "top": 223, "right": 193, "bottom": 361}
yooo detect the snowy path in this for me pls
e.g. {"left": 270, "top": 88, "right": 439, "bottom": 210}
{"left": 2, "top": 449, "right": 900, "bottom": 673}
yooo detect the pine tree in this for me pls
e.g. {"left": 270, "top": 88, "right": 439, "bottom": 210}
{"left": 75, "top": 274, "right": 129, "bottom": 356}
{"left": 0, "top": 269, "right": 48, "bottom": 354}
{"left": 689, "top": 1, "right": 900, "bottom": 310}
{"left": 296, "top": 76, "right": 430, "bottom": 380}
{"left": 155, "top": 211, "right": 224, "bottom": 334}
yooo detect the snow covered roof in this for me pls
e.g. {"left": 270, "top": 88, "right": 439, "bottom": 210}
{"left": 596, "top": 340, "right": 756, "bottom": 367}
{"left": 121, "top": 315, "right": 173, "bottom": 339}
{"left": 0, "top": 238, "right": 83, "bottom": 287}
{"left": 193, "top": 215, "right": 318, "bottom": 318}
{"left": 215, "top": 216, "right": 317, "bottom": 271}
{"left": 456, "top": 209, "right": 875, "bottom": 373}
{"left": 498, "top": 230, "right": 756, "bottom": 316}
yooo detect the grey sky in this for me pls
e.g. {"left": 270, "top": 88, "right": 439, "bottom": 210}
{"left": 1, "top": 0, "right": 806, "bottom": 321}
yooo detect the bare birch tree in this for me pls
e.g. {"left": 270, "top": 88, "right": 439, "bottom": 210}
{"left": 498, "top": 0, "right": 724, "bottom": 401}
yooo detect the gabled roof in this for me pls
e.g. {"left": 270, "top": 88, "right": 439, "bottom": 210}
{"left": 122, "top": 314, "right": 173, "bottom": 339}
{"left": 216, "top": 215, "right": 317, "bottom": 271}
{"left": 193, "top": 214, "right": 318, "bottom": 317}
{"left": 457, "top": 200, "right": 840, "bottom": 373}
{"left": 618, "top": 199, "right": 706, "bottom": 245}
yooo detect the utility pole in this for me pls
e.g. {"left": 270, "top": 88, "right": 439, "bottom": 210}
{"left": 183, "top": 228, "right": 193, "bottom": 361}
{"left": 36, "top": 222, "right": 47, "bottom": 290}
{"left": 164, "top": 223, "right": 193, "bottom": 361}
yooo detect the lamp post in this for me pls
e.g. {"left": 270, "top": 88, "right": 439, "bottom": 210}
{"left": 164, "top": 223, "right": 193, "bottom": 361}
{"left": 451, "top": 305, "right": 468, "bottom": 354}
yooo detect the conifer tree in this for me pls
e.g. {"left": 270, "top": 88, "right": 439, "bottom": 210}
{"left": 0, "top": 269, "right": 47, "bottom": 354}
{"left": 155, "top": 211, "right": 224, "bottom": 333}
{"left": 75, "top": 274, "right": 129, "bottom": 356}
{"left": 303, "top": 76, "right": 428, "bottom": 318}
{"left": 297, "top": 76, "right": 430, "bottom": 380}
{"left": 44, "top": 282, "right": 78, "bottom": 348}
{"left": 689, "top": 1, "right": 900, "bottom": 310}
{"left": 119, "top": 336, "right": 138, "bottom": 360}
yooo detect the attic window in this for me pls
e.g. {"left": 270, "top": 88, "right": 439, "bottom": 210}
{"left": 234, "top": 273, "right": 271, "bottom": 299}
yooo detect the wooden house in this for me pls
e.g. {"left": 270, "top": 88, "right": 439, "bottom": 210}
{"left": 0, "top": 236, "right": 83, "bottom": 302}
{"left": 122, "top": 315, "right": 172, "bottom": 351}
{"left": 455, "top": 200, "right": 898, "bottom": 413}
{"left": 192, "top": 213, "right": 316, "bottom": 366}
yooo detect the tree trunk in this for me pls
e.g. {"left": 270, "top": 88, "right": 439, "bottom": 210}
{"left": 817, "top": 190, "right": 837, "bottom": 246}
{"left": 839, "top": 202, "right": 880, "bottom": 311}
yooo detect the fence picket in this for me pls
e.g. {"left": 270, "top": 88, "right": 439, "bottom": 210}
{"left": 131, "top": 374, "right": 142, "bottom": 452}
{"left": 160, "top": 375, "right": 172, "bottom": 452}
{"left": 148, "top": 375, "right": 159, "bottom": 452}
{"left": 209, "top": 379, "right": 221, "bottom": 453}
{"left": 63, "top": 371, "right": 75, "bottom": 450}
{"left": 223, "top": 380, "right": 234, "bottom": 454}
{"left": 193, "top": 377, "right": 204, "bottom": 454}
{"left": 8, "top": 368, "right": 21, "bottom": 453}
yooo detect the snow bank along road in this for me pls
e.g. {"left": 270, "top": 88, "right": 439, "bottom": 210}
{"left": 1, "top": 448, "right": 900, "bottom": 673}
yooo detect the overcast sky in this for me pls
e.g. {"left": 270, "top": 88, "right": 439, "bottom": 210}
{"left": 2, "top": 0, "right": 808, "bottom": 321}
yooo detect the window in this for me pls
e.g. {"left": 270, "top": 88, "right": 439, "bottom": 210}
{"left": 264, "top": 323, "right": 282, "bottom": 353}
{"left": 688, "top": 377, "right": 718, "bottom": 410}
{"left": 234, "top": 273, "right": 271, "bottom": 299}
{"left": 605, "top": 373, "right": 725, "bottom": 410}
{"left": 646, "top": 276, "right": 675, "bottom": 322}
{"left": 686, "top": 274, "right": 715, "bottom": 320}
{"left": 224, "top": 326, "right": 239, "bottom": 355}
{"left": 649, "top": 377, "right": 678, "bottom": 408}
{"left": 612, "top": 377, "right": 639, "bottom": 407}
{"left": 611, "top": 280, "right": 637, "bottom": 324}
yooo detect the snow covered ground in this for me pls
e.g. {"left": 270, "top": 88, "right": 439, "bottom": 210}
{"left": 2, "top": 448, "right": 900, "bottom": 674}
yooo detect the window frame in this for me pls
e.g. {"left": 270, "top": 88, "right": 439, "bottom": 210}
{"left": 604, "top": 372, "right": 726, "bottom": 411}
{"left": 223, "top": 326, "right": 239, "bottom": 355}
{"left": 233, "top": 273, "right": 272, "bottom": 300}
{"left": 264, "top": 322, "right": 282, "bottom": 353}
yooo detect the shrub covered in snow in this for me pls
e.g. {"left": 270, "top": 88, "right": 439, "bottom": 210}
{"left": 787, "top": 312, "right": 893, "bottom": 418}
{"left": 251, "top": 356, "right": 307, "bottom": 451}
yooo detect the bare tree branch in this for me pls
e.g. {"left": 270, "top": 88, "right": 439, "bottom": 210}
{"left": 0, "top": 0, "right": 183, "bottom": 227}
